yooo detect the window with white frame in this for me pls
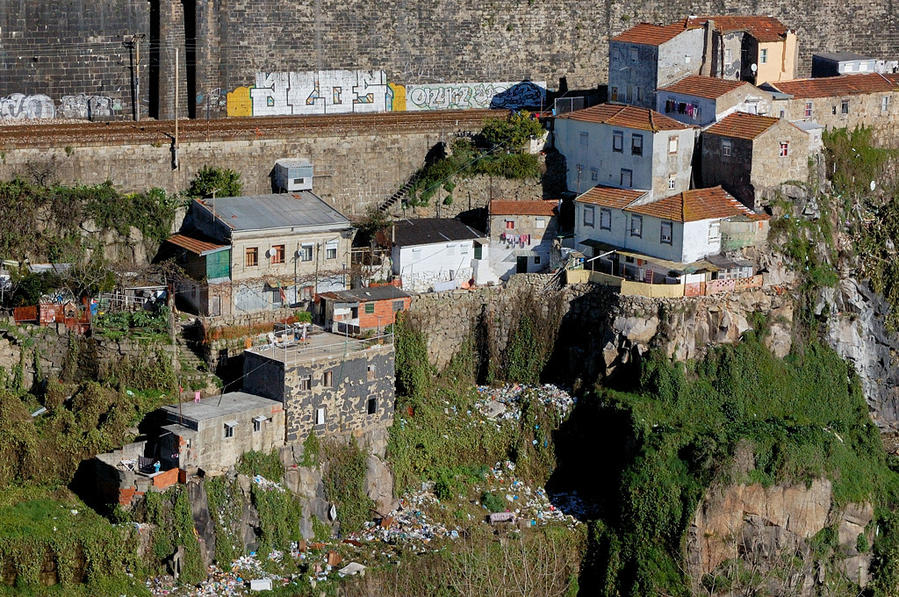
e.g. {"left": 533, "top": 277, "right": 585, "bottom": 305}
{"left": 600, "top": 208, "right": 612, "bottom": 230}
{"left": 315, "top": 407, "right": 325, "bottom": 425}
{"left": 722, "top": 139, "right": 732, "bottom": 157}
{"left": 505, "top": 219, "right": 515, "bottom": 229}
{"left": 841, "top": 99, "right": 849, "bottom": 115}
{"left": 779, "top": 141, "right": 789, "bottom": 157}
{"left": 325, "top": 239, "right": 338, "bottom": 259}
{"left": 845, "top": 63, "right": 854, "bottom": 72}
{"left": 612, "top": 131, "right": 623, "bottom": 152}
{"left": 760, "top": 48, "right": 768, "bottom": 64}
{"left": 253, "top": 416, "right": 266, "bottom": 433}
{"left": 583, "top": 205, "right": 595, "bottom": 228}
{"left": 535, "top": 217, "right": 546, "bottom": 229}
{"left": 660, "top": 220, "right": 673, "bottom": 244}
{"left": 804, "top": 102, "right": 812, "bottom": 118}
{"left": 708, "top": 220, "right": 721, "bottom": 241}
{"left": 299, "top": 244, "right": 313, "bottom": 262}
{"left": 859, "top": 62, "right": 869, "bottom": 72}
{"left": 631, "top": 134, "right": 643, "bottom": 156}
{"left": 882, "top": 96, "right": 891, "bottom": 114}
{"left": 668, "top": 174, "right": 676, "bottom": 190}
{"left": 668, "top": 136, "right": 678, "bottom": 154}
{"left": 224, "top": 422, "right": 235, "bottom": 439}
{"left": 299, "top": 375, "right": 312, "bottom": 391}
{"left": 630, "top": 214, "right": 642, "bottom": 238}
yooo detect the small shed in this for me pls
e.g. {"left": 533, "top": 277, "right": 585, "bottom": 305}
{"left": 318, "top": 286, "right": 412, "bottom": 335}
{"left": 274, "top": 159, "right": 314, "bottom": 192}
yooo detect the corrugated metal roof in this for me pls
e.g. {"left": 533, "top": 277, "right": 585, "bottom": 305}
{"left": 685, "top": 15, "right": 790, "bottom": 42}
{"left": 767, "top": 73, "right": 897, "bottom": 98}
{"left": 196, "top": 192, "right": 352, "bottom": 232}
{"left": 557, "top": 104, "right": 691, "bottom": 131}
{"left": 392, "top": 218, "right": 486, "bottom": 247}
{"left": 658, "top": 76, "right": 753, "bottom": 99}
{"left": 489, "top": 200, "right": 559, "bottom": 216}
{"left": 576, "top": 186, "right": 648, "bottom": 208}
{"left": 611, "top": 22, "right": 698, "bottom": 46}
{"left": 166, "top": 233, "right": 228, "bottom": 255}
{"left": 704, "top": 112, "right": 781, "bottom": 140}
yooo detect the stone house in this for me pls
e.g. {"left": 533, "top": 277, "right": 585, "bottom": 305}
{"left": 763, "top": 73, "right": 899, "bottom": 132}
{"left": 164, "top": 192, "right": 354, "bottom": 316}
{"left": 317, "top": 286, "right": 412, "bottom": 334}
{"left": 243, "top": 331, "right": 395, "bottom": 444}
{"left": 656, "top": 76, "right": 773, "bottom": 127}
{"left": 158, "top": 392, "right": 286, "bottom": 473}
{"left": 608, "top": 22, "right": 706, "bottom": 109}
{"left": 553, "top": 104, "right": 696, "bottom": 199}
{"left": 389, "top": 218, "right": 488, "bottom": 292}
{"left": 812, "top": 53, "right": 879, "bottom": 78}
{"left": 700, "top": 112, "right": 810, "bottom": 209}
{"left": 574, "top": 185, "right": 768, "bottom": 268}
{"left": 488, "top": 200, "right": 560, "bottom": 279}
{"left": 684, "top": 16, "right": 798, "bottom": 85}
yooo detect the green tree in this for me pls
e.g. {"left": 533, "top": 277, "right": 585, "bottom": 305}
{"left": 188, "top": 166, "right": 243, "bottom": 198}
{"left": 480, "top": 111, "right": 544, "bottom": 151}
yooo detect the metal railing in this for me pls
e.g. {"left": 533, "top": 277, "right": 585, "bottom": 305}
{"left": 250, "top": 331, "right": 394, "bottom": 363}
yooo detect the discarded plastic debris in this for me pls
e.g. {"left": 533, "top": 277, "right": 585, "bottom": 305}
{"left": 488, "top": 512, "right": 515, "bottom": 524}
{"left": 337, "top": 562, "right": 366, "bottom": 577}
{"left": 249, "top": 578, "right": 272, "bottom": 591}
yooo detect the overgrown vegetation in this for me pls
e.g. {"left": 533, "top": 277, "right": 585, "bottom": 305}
{"left": 404, "top": 112, "right": 543, "bottom": 206}
{"left": 321, "top": 439, "right": 375, "bottom": 533}
{"left": 237, "top": 449, "right": 284, "bottom": 483}
{"left": 0, "top": 179, "right": 181, "bottom": 264}
{"left": 187, "top": 165, "right": 243, "bottom": 199}
{"left": 204, "top": 476, "right": 246, "bottom": 566}
{"left": 94, "top": 305, "right": 170, "bottom": 342}
{"left": 589, "top": 330, "right": 899, "bottom": 595}
{"left": 143, "top": 488, "right": 205, "bottom": 585}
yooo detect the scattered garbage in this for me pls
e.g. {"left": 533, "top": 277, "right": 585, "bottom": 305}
{"left": 475, "top": 384, "right": 575, "bottom": 424}
{"left": 337, "top": 562, "right": 366, "bottom": 577}
{"left": 248, "top": 578, "right": 272, "bottom": 591}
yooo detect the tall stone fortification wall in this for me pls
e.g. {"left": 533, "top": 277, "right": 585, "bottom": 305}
{"left": 2, "top": 0, "right": 897, "bottom": 120}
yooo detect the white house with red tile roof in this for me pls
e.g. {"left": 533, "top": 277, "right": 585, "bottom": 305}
{"left": 655, "top": 76, "right": 773, "bottom": 127}
{"left": 554, "top": 104, "right": 696, "bottom": 199}
{"left": 487, "top": 200, "right": 560, "bottom": 279}
{"left": 574, "top": 185, "right": 768, "bottom": 266}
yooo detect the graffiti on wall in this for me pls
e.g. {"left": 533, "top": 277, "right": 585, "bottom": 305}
{"left": 226, "top": 70, "right": 546, "bottom": 117}
{"left": 0, "top": 94, "right": 56, "bottom": 119}
{"left": 226, "top": 70, "right": 389, "bottom": 117}
{"left": 1, "top": 93, "right": 119, "bottom": 120}
{"left": 401, "top": 80, "right": 546, "bottom": 111}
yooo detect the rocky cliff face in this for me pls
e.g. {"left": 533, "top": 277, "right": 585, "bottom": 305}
{"left": 686, "top": 445, "right": 874, "bottom": 595}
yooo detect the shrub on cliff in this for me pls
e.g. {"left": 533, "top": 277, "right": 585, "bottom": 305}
{"left": 187, "top": 165, "right": 243, "bottom": 199}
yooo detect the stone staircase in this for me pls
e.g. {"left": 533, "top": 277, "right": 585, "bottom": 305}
{"left": 377, "top": 172, "right": 421, "bottom": 213}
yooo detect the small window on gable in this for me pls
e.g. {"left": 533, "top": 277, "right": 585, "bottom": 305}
{"left": 505, "top": 220, "right": 515, "bottom": 230}
{"left": 709, "top": 221, "right": 721, "bottom": 241}
{"left": 583, "top": 205, "right": 595, "bottom": 228}
{"left": 630, "top": 214, "right": 642, "bottom": 238}
{"left": 364, "top": 302, "right": 375, "bottom": 314}
{"left": 300, "top": 375, "right": 312, "bottom": 391}
{"left": 684, "top": 54, "right": 691, "bottom": 64}
{"left": 323, "top": 370, "right": 333, "bottom": 387}
{"left": 315, "top": 407, "right": 325, "bottom": 425}
{"left": 668, "top": 136, "right": 678, "bottom": 154}
{"left": 612, "top": 131, "right": 624, "bottom": 152}
{"left": 722, "top": 139, "right": 732, "bottom": 157}
{"left": 367, "top": 398, "right": 377, "bottom": 415}
{"left": 779, "top": 142, "right": 789, "bottom": 157}
{"left": 367, "top": 365, "right": 376, "bottom": 381}
{"left": 535, "top": 217, "right": 546, "bottom": 229}
{"left": 600, "top": 208, "right": 612, "bottom": 230}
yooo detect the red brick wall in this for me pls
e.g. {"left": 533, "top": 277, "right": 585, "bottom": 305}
{"left": 152, "top": 467, "right": 179, "bottom": 490}
{"left": 357, "top": 297, "right": 412, "bottom": 330}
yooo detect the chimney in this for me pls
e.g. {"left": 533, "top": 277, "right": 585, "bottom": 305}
{"left": 700, "top": 19, "right": 714, "bottom": 76}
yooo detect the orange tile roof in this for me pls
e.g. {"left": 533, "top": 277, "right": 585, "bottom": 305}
{"left": 611, "top": 21, "right": 699, "bottom": 46}
{"left": 768, "top": 73, "right": 898, "bottom": 98}
{"left": 557, "top": 103, "right": 691, "bottom": 131}
{"left": 884, "top": 73, "right": 899, "bottom": 86}
{"left": 166, "top": 233, "right": 228, "bottom": 255}
{"left": 685, "top": 15, "right": 789, "bottom": 43}
{"left": 577, "top": 186, "right": 648, "bottom": 209}
{"left": 626, "top": 187, "right": 769, "bottom": 222}
{"left": 658, "top": 76, "right": 753, "bottom": 99}
{"left": 704, "top": 112, "right": 781, "bottom": 140}
{"left": 489, "top": 200, "right": 558, "bottom": 216}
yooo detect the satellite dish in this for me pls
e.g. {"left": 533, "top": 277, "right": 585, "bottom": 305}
{"left": 871, "top": 180, "right": 877, "bottom": 191}
{"left": 750, "top": 63, "right": 758, "bottom": 73}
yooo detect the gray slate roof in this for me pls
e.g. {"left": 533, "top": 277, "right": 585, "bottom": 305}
{"left": 322, "top": 286, "right": 411, "bottom": 302}
{"left": 161, "top": 392, "right": 280, "bottom": 424}
{"left": 391, "top": 218, "right": 486, "bottom": 247}
{"left": 195, "top": 192, "right": 351, "bottom": 232}
{"left": 814, "top": 52, "right": 874, "bottom": 62}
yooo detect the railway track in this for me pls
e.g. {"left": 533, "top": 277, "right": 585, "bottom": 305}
{"left": 0, "top": 109, "right": 497, "bottom": 149}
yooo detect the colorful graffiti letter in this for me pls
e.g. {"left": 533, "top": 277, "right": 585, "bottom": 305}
{"left": 246, "top": 70, "right": 388, "bottom": 116}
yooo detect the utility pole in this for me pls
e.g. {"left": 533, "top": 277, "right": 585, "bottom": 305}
{"left": 173, "top": 48, "right": 180, "bottom": 170}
